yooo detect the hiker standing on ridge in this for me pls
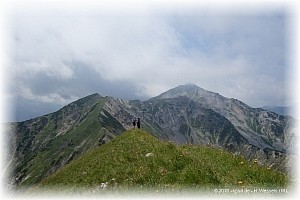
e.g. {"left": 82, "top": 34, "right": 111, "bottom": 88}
{"left": 137, "top": 118, "right": 141, "bottom": 129}
{"left": 132, "top": 117, "right": 137, "bottom": 128}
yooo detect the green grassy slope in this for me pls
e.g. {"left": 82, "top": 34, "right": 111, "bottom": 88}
{"left": 16, "top": 98, "right": 106, "bottom": 186}
{"left": 39, "top": 129, "right": 288, "bottom": 191}
{"left": 14, "top": 95, "right": 125, "bottom": 187}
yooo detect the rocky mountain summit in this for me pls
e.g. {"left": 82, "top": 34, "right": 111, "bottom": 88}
{"left": 5, "top": 84, "right": 296, "bottom": 188}
{"left": 152, "top": 84, "right": 295, "bottom": 153}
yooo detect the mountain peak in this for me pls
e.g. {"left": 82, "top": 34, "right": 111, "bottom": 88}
{"left": 73, "top": 93, "right": 101, "bottom": 103}
{"left": 179, "top": 83, "right": 200, "bottom": 88}
{"left": 173, "top": 83, "right": 203, "bottom": 92}
{"left": 60, "top": 93, "right": 102, "bottom": 111}
{"left": 153, "top": 83, "right": 219, "bottom": 101}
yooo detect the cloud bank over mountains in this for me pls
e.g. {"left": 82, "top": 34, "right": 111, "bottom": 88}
{"left": 3, "top": 2, "right": 296, "bottom": 121}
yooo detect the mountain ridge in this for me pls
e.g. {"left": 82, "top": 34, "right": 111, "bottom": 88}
{"left": 38, "top": 129, "right": 288, "bottom": 192}
{"left": 5, "top": 84, "right": 296, "bottom": 189}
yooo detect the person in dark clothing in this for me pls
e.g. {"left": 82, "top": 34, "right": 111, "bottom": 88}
{"left": 137, "top": 118, "right": 141, "bottom": 129}
{"left": 132, "top": 117, "right": 137, "bottom": 128}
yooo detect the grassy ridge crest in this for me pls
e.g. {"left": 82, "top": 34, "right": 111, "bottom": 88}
{"left": 40, "top": 129, "right": 288, "bottom": 191}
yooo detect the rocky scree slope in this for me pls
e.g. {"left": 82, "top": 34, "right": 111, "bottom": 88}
{"left": 151, "top": 84, "right": 295, "bottom": 153}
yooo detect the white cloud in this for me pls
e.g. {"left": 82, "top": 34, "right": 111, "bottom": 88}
{"left": 16, "top": 60, "right": 74, "bottom": 80}
{"left": 6, "top": 4, "right": 292, "bottom": 108}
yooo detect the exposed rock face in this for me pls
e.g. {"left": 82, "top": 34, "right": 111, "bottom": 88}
{"left": 128, "top": 96, "right": 248, "bottom": 147}
{"left": 151, "top": 84, "right": 296, "bottom": 153}
{"left": 5, "top": 84, "right": 296, "bottom": 188}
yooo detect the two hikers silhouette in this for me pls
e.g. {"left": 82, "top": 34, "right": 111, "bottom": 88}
{"left": 132, "top": 117, "right": 141, "bottom": 129}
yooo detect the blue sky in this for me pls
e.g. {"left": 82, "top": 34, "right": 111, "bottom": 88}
{"left": 1, "top": 0, "right": 297, "bottom": 121}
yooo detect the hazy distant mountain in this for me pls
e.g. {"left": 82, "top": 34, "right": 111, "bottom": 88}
{"left": 12, "top": 96, "right": 62, "bottom": 122}
{"left": 261, "top": 105, "right": 295, "bottom": 118}
{"left": 5, "top": 84, "right": 296, "bottom": 188}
